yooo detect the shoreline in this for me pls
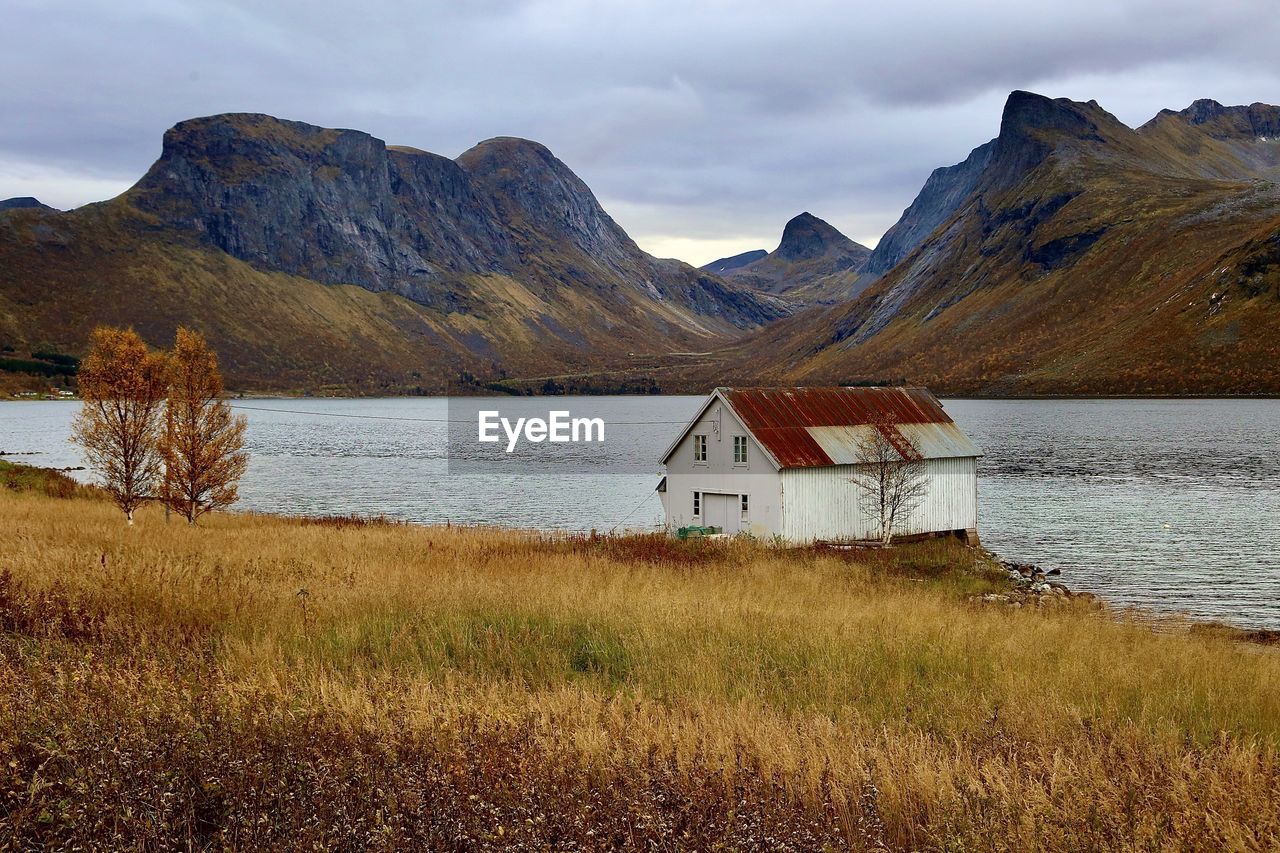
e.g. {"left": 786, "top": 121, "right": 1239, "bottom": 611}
{"left": 4, "top": 457, "right": 1277, "bottom": 645}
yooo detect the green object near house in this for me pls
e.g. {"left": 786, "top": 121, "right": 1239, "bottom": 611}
{"left": 676, "top": 525, "right": 722, "bottom": 540}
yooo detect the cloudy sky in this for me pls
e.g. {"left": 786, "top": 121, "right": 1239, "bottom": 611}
{"left": 4, "top": 0, "right": 1278, "bottom": 265}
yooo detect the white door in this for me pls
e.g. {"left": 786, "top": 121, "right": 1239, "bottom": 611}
{"left": 704, "top": 493, "right": 739, "bottom": 533}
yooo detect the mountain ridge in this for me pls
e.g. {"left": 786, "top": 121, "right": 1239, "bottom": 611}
{"left": 718, "top": 90, "right": 1280, "bottom": 395}
{"left": 0, "top": 197, "right": 55, "bottom": 212}
{"left": 703, "top": 249, "right": 767, "bottom": 275}
{"left": 0, "top": 113, "right": 782, "bottom": 392}
{"left": 5, "top": 92, "right": 1280, "bottom": 396}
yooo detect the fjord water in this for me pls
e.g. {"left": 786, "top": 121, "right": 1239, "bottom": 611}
{"left": 3, "top": 397, "right": 1278, "bottom": 628}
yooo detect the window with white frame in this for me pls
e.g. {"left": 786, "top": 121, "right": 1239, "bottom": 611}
{"left": 693, "top": 434, "right": 707, "bottom": 463}
{"left": 733, "top": 435, "right": 748, "bottom": 465}
{"left": 692, "top": 491, "right": 702, "bottom": 518}
{"left": 740, "top": 493, "right": 749, "bottom": 520}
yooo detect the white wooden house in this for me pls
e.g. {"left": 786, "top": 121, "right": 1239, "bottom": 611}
{"left": 658, "top": 387, "right": 981, "bottom": 544}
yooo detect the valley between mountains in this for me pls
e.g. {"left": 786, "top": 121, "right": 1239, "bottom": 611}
{"left": 3, "top": 90, "right": 1279, "bottom": 395}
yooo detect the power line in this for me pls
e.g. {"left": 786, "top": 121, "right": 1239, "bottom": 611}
{"left": 609, "top": 489, "right": 661, "bottom": 534}
{"left": 228, "top": 403, "right": 690, "bottom": 425}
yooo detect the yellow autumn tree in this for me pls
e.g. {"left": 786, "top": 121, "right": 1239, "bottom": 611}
{"left": 71, "top": 327, "right": 170, "bottom": 523}
{"left": 159, "top": 328, "right": 248, "bottom": 523}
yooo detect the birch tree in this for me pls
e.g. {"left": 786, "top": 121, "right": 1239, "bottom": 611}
{"left": 848, "top": 414, "right": 929, "bottom": 546}
{"left": 71, "top": 327, "right": 170, "bottom": 523}
{"left": 159, "top": 328, "right": 248, "bottom": 524}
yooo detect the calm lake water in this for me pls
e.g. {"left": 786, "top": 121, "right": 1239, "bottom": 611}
{"left": 3, "top": 397, "right": 1279, "bottom": 629}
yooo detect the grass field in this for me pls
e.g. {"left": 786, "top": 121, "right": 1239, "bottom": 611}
{"left": 1, "top": 470, "right": 1278, "bottom": 850}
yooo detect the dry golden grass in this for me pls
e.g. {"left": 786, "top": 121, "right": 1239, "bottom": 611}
{"left": 2, "top": 486, "right": 1279, "bottom": 850}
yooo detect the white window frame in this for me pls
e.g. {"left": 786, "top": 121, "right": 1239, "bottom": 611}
{"left": 693, "top": 434, "right": 708, "bottom": 463}
{"left": 692, "top": 490, "right": 702, "bottom": 519}
{"left": 733, "top": 435, "right": 748, "bottom": 465}
{"left": 740, "top": 493, "right": 749, "bottom": 521}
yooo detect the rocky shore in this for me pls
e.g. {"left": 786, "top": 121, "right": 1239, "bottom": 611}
{"left": 972, "top": 558, "right": 1104, "bottom": 610}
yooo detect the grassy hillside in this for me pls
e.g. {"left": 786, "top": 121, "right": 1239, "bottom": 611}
{"left": 2, "top": 485, "right": 1278, "bottom": 848}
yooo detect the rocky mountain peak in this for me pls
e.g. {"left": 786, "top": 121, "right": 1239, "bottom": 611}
{"left": 457, "top": 136, "right": 558, "bottom": 167}
{"left": 457, "top": 135, "right": 637, "bottom": 268}
{"left": 1181, "top": 98, "right": 1227, "bottom": 124}
{"left": 775, "top": 212, "right": 855, "bottom": 261}
{"left": 708, "top": 213, "right": 871, "bottom": 307}
{"left": 998, "top": 91, "right": 1106, "bottom": 137}
{"left": 989, "top": 91, "right": 1119, "bottom": 188}
{"left": 155, "top": 113, "right": 379, "bottom": 172}
{"left": 456, "top": 136, "right": 583, "bottom": 198}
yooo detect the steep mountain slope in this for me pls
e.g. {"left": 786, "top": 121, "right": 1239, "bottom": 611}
{"left": 731, "top": 91, "right": 1280, "bottom": 395}
{"left": 859, "top": 141, "right": 994, "bottom": 279}
{"left": 711, "top": 212, "right": 872, "bottom": 307}
{"left": 0, "top": 114, "right": 779, "bottom": 392}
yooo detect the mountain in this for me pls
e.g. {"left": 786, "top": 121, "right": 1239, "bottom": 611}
{"left": 0, "top": 197, "right": 54, "bottom": 212}
{"left": 712, "top": 212, "right": 872, "bottom": 307}
{"left": 0, "top": 114, "right": 780, "bottom": 392}
{"left": 8, "top": 96, "right": 1279, "bottom": 397}
{"left": 702, "top": 249, "right": 767, "bottom": 275}
{"left": 858, "top": 141, "right": 994, "bottom": 279}
{"left": 727, "top": 91, "right": 1280, "bottom": 395}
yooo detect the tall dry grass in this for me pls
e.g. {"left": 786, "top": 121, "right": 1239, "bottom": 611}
{"left": 2, "top": 486, "right": 1278, "bottom": 850}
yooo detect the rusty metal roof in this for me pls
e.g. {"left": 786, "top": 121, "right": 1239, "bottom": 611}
{"left": 719, "top": 387, "right": 981, "bottom": 468}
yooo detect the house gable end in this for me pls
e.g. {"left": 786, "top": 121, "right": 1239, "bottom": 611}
{"left": 661, "top": 389, "right": 782, "bottom": 471}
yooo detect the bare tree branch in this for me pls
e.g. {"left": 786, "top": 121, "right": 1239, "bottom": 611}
{"left": 847, "top": 413, "right": 929, "bottom": 546}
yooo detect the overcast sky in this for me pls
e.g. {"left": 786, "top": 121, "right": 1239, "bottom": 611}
{"left": 4, "top": 0, "right": 1279, "bottom": 265}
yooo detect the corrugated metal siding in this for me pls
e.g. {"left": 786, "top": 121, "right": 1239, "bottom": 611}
{"left": 780, "top": 457, "right": 977, "bottom": 543}
{"left": 806, "top": 422, "right": 981, "bottom": 463}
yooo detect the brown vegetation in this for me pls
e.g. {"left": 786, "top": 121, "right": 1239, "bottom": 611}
{"left": 70, "top": 327, "right": 168, "bottom": 522}
{"left": 159, "top": 328, "right": 248, "bottom": 523}
{"left": 0, "top": 458, "right": 102, "bottom": 500}
{"left": 70, "top": 325, "right": 248, "bottom": 524}
{"left": 2, "top": 485, "right": 1279, "bottom": 849}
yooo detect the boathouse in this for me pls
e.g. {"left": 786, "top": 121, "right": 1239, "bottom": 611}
{"left": 657, "top": 386, "right": 981, "bottom": 544}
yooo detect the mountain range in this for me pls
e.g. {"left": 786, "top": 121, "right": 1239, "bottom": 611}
{"left": 710, "top": 91, "right": 1280, "bottom": 395}
{"left": 3, "top": 90, "right": 1280, "bottom": 395}
{"left": 0, "top": 115, "right": 780, "bottom": 392}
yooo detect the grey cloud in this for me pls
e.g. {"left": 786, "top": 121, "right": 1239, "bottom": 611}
{"left": 3, "top": 0, "right": 1279, "bottom": 263}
